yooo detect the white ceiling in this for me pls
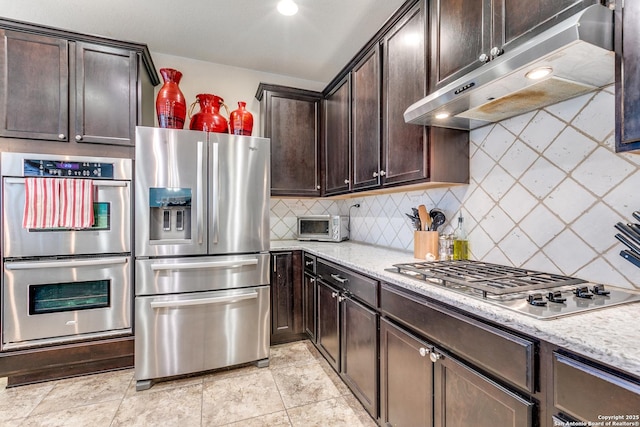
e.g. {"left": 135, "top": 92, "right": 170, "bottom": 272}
{"left": 0, "top": 0, "right": 407, "bottom": 85}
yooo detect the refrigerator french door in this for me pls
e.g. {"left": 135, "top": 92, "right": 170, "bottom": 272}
{"left": 134, "top": 126, "right": 271, "bottom": 390}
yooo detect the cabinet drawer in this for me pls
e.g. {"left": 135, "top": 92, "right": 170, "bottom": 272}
{"left": 303, "top": 252, "right": 316, "bottom": 274}
{"left": 553, "top": 352, "right": 640, "bottom": 422}
{"left": 316, "top": 259, "right": 378, "bottom": 307}
{"left": 380, "top": 283, "right": 535, "bottom": 392}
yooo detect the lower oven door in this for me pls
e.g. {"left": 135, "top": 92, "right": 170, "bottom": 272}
{"left": 134, "top": 285, "right": 270, "bottom": 382}
{"left": 2, "top": 256, "right": 132, "bottom": 350}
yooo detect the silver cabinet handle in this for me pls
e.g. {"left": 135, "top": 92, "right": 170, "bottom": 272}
{"left": 316, "top": 185, "right": 321, "bottom": 190}
{"left": 150, "top": 291, "right": 257, "bottom": 309}
{"left": 75, "top": 135, "right": 83, "bottom": 141}
{"left": 490, "top": 46, "right": 503, "bottom": 57}
{"left": 331, "top": 291, "right": 339, "bottom": 298}
{"left": 310, "top": 277, "right": 316, "bottom": 283}
{"left": 419, "top": 347, "right": 430, "bottom": 357}
{"left": 330, "top": 273, "right": 348, "bottom": 283}
{"left": 379, "top": 170, "right": 386, "bottom": 176}
{"left": 479, "top": 53, "right": 489, "bottom": 63}
{"left": 151, "top": 258, "right": 258, "bottom": 271}
{"left": 372, "top": 171, "right": 378, "bottom": 178}
{"left": 5, "top": 256, "right": 128, "bottom": 270}
{"left": 344, "top": 179, "right": 350, "bottom": 184}
{"left": 430, "top": 352, "right": 442, "bottom": 363}
{"left": 58, "top": 133, "right": 66, "bottom": 140}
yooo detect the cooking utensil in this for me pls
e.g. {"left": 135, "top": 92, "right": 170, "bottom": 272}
{"left": 418, "top": 205, "right": 430, "bottom": 232}
{"left": 429, "top": 209, "right": 446, "bottom": 231}
{"left": 615, "top": 222, "right": 640, "bottom": 246}
{"left": 615, "top": 233, "right": 640, "bottom": 256}
{"left": 633, "top": 211, "right": 640, "bottom": 222}
{"left": 620, "top": 249, "right": 640, "bottom": 269}
{"left": 405, "top": 213, "right": 421, "bottom": 230}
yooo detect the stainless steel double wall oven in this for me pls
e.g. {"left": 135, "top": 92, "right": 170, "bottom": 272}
{"left": 1, "top": 152, "right": 132, "bottom": 351}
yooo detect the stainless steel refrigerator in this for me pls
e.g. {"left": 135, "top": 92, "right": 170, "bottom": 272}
{"left": 133, "top": 126, "right": 270, "bottom": 390}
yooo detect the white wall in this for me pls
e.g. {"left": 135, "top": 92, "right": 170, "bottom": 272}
{"left": 150, "top": 52, "right": 325, "bottom": 135}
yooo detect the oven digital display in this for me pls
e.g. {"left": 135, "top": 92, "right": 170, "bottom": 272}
{"left": 23, "top": 159, "right": 115, "bottom": 178}
{"left": 54, "top": 162, "right": 80, "bottom": 170}
{"left": 29, "top": 280, "right": 111, "bottom": 315}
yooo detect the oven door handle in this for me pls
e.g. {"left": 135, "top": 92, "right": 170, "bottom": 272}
{"left": 4, "top": 257, "right": 128, "bottom": 270}
{"left": 150, "top": 258, "right": 258, "bottom": 271}
{"left": 4, "top": 177, "right": 126, "bottom": 187}
{"left": 150, "top": 291, "right": 257, "bottom": 309}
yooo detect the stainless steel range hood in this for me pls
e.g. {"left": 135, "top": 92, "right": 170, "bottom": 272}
{"left": 404, "top": 4, "right": 614, "bottom": 130}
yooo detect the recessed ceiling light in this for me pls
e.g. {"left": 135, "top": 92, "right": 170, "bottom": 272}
{"left": 525, "top": 66, "right": 553, "bottom": 80}
{"left": 435, "top": 112, "right": 450, "bottom": 120}
{"left": 277, "top": 0, "right": 298, "bottom": 16}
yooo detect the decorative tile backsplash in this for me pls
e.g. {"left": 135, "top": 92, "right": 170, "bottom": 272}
{"left": 270, "top": 85, "right": 640, "bottom": 289}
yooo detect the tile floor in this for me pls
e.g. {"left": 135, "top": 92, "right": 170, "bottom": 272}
{"left": 0, "top": 341, "right": 377, "bottom": 426}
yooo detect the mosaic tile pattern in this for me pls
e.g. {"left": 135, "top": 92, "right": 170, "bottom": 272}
{"left": 0, "top": 341, "right": 375, "bottom": 427}
{"left": 270, "top": 85, "right": 640, "bottom": 289}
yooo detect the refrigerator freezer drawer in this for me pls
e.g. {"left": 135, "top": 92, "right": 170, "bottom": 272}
{"left": 135, "top": 253, "right": 270, "bottom": 295}
{"left": 134, "top": 285, "right": 270, "bottom": 382}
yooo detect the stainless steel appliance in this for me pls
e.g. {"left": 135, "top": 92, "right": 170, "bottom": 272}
{"left": 134, "top": 126, "right": 270, "bottom": 390}
{"left": 404, "top": 4, "right": 614, "bottom": 130}
{"left": 387, "top": 260, "right": 640, "bottom": 320}
{"left": 297, "top": 215, "right": 349, "bottom": 242}
{"left": 1, "top": 152, "right": 132, "bottom": 350}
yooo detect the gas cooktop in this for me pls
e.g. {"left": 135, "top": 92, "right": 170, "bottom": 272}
{"left": 386, "top": 260, "right": 640, "bottom": 320}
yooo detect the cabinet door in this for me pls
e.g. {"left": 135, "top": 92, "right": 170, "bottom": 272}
{"left": 324, "top": 76, "right": 351, "bottom": 195}
{"left": 303, "top": 272, "right": 316, "bottom": 342}
{"left": 74, "top": 42, "right": 137, "bottom": 146}
{"left": 0, "top": 30, "right": 69, "bottom": 141}
{"left": 316, "top": 279, "right": 340, "bottom": 370}
{"left": 351, "top": 46, "right": 381, "bottom": 191}
{"left": 380, "top": 319, "right": 433, "bottom": 427}
{"left": 382, "top": 2, "right": 428, "bottom": 186}
{"left": 341, "top": 296, "right": 378, "bottom": 418}
{"left": 429, "top": 0, "right": 488, "bottom": 90}
{"left": 434, "top": 352, "right": 534, "bottom": 427}
{"left": 270, "top": 251, "right": 303, "bottom": 344}
{"left": 263, "top": 90, "right": 321, "bottom": 196}
{"left": 615, "top": 0, "right": 640, "bottom": 151}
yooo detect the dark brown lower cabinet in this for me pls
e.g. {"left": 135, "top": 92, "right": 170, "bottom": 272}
{"left": 270, "top": 251, "right": 304, "bottom": 345}
{"left": 380, "top": 318, "right": 534, "bottom": 427}
{"left": 316, "top": 278, "right": 378, "bottom": 418}
{"left": 380, "top": 318, "right": 433, "bottom": 427}
{"left": 303, "top": 271, "right": 317, "bottom": 342}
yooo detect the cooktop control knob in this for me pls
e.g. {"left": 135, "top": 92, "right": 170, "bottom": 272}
{"left": 546, "top": 290, "right": 567, "bottom": 303}
{"left": 573, "top": 286, "right": 594, "bottom": 299}
{"left": 592, "top": 284, "right": 610, "bottom": 296}
{"left": 527, "top": 293, "right": 547, "bottom": 306}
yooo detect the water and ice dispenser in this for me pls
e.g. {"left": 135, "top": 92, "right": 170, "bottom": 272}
{"left": 149, "top": 188, "right": 192, "bottom": 241}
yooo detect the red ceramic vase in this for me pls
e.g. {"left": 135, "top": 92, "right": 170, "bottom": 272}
{"left": 156, "top": 68, "right": 187, "bottom": 129}
{"left": 189, "top": 94, "right": 229, "bottom": 133}
{"left": 229, "top": 101, "right": 254, "bottom": 136}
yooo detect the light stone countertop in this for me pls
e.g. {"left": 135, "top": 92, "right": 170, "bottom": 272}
{"left": 270, "top": 240, "right": 640, "bottom": 378}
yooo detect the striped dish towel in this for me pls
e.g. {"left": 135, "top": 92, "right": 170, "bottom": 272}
{"left": 23, "top": 178, "right": 94, "bottom": 229}
{"left": 59, "top": 178, "right": 94, "bottom": 228}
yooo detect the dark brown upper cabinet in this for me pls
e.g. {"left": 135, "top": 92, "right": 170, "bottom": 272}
{"left": 0, "top": 22, "right": 157, "bottom": 151}
{"left": 323, "top": 76, "right": 351, "bottom": 196}
{"left": 256, "top": 83, "right": 322, "bottom": 197}
{"left": 429, "top": 0, "right": 594, "bottom": 91}
{"left": 615, "top": 0, "right": 640, "bottom": 152}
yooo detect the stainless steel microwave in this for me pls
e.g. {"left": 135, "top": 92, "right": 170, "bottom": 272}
{"left": 297, "top": 215, "right": 349, "bottom": 242}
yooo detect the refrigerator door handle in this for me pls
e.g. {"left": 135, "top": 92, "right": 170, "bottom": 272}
{"left": 150, "top": 291, "right": 258, "bottom": 309}
{"left": 197, "top": 140, "right": 204, "bottom": 245}
{"left": 211, "top": 142, "right": 220, "bottom": 244}
{"left": 150, "top": 258, "right": 259, "bottom": 271}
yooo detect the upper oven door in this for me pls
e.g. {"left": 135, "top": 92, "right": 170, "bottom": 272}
{"left": 2, "top": 178, "right": 131, "bottom": 258}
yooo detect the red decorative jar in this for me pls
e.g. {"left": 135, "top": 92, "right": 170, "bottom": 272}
{"left": 229, "top": 101, "right": 254, "bottom": 136}
{"left": 156, "top": 68, "right": 186, "bottom": 129}
{"left": 189, "top": 94, "right": 228, "bottom": 133}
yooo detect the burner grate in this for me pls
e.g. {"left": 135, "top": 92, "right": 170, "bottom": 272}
{"left": 389, "top": 260, "right": 586, "bottom": 296}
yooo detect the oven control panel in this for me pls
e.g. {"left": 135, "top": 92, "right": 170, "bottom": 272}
{"left": 23, "top": 159, "right": 115, "bottom": 179}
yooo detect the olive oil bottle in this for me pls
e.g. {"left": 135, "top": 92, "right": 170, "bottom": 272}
{"left": 453, "top": 215, "right": 469, "bottom": 260}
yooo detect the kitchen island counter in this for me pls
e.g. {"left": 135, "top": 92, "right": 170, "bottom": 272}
{"left": 271, "top": 240, "right": 640, "bottom": 378}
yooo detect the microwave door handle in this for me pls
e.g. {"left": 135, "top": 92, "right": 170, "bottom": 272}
{"left": 197, "top": 140, "right": 204, "bottom": 245}
{"left": 150, "top": 258, "right": 258, "bottom": 271}
{"left": 150, "top": 291, "right": 257, "bottom": 309}
{"left": 211, "top": 142, "right": 219, "bottom": 245}
{"left": 5, "top": 257, "right": 128, "bottom": 270}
